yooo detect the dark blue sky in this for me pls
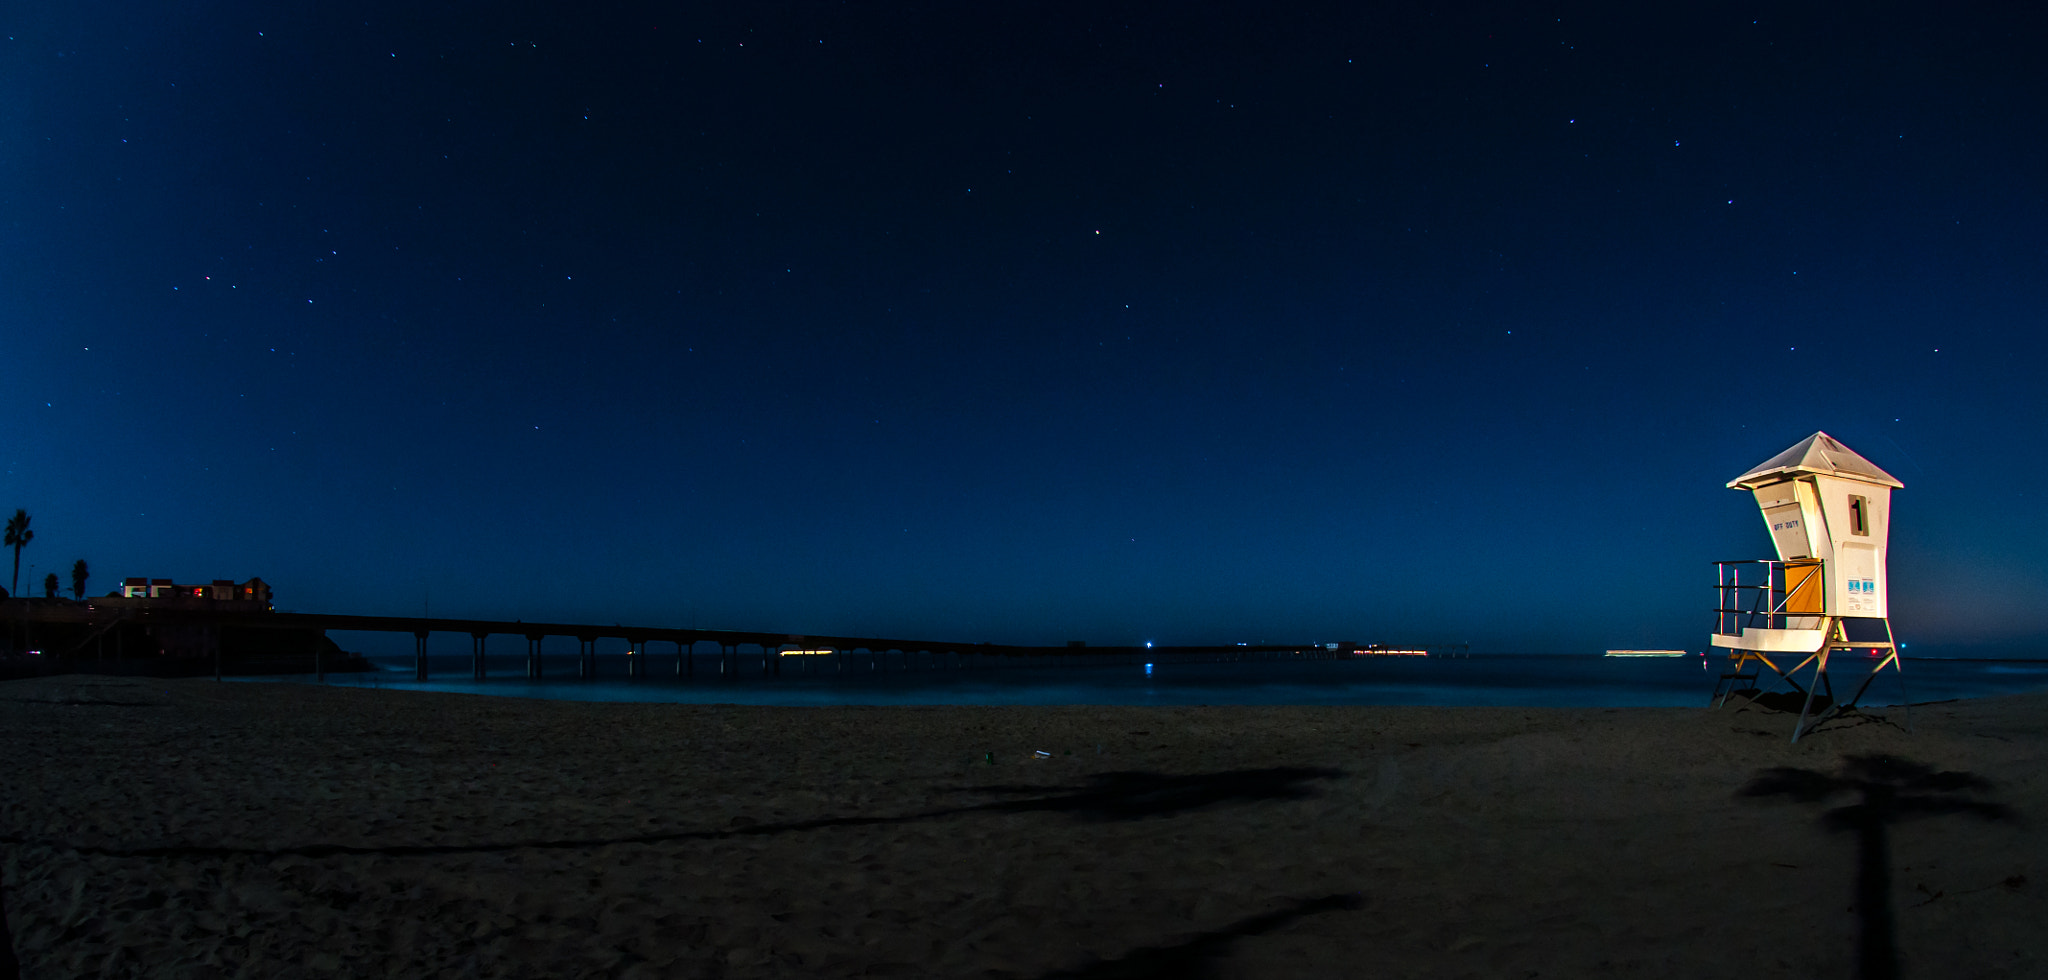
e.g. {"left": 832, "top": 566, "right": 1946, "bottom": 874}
{"left": 5, "top": 2, "right": 2045, "bottom": 653}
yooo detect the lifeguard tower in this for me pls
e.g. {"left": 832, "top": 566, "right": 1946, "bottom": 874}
{"left": 1710, "top": 432, "right": 1908, "bottom": 741}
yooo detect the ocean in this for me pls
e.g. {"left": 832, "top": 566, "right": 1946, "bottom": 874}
{"left": 277, "top": 652, "right": 2048, "bottom": 709}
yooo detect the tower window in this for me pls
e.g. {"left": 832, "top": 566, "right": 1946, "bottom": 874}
{"left": 1848, "top": 495, "right": 1869, "bottom": 536}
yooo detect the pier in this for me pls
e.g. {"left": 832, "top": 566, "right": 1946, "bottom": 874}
{"left": 2, "top": 600, "right": 1467, "bottom": 680}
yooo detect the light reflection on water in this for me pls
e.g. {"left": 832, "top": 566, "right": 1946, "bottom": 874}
{"left": 263, "top": 654, "right": 2048, "bottom": 708}
{"left": 1981, "top": 663, "right": 2048, "bottom": 675}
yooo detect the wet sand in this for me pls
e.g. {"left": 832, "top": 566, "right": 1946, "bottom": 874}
{"left": 0, "top": 675, "right": 2041, "bottom": 978}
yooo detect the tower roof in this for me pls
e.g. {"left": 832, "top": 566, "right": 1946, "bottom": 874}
{"left": 1727, "top": 431, "right": 1903, "bottom": 490}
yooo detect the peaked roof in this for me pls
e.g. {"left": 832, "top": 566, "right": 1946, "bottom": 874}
{"left": 1728, "top": 431, "right": 1903, "bottom": 490}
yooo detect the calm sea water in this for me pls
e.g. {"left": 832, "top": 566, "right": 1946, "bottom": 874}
{"left": 275, "top": 653, "right": 2048, "bottom": 708}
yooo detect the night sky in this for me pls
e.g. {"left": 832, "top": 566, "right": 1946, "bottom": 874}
{"left": 5, "top": 3, "right": 2046, "bottom": 655}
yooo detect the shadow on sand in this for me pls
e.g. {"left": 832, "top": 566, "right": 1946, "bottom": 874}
{"left": 1033, "top": 893, "right": 1365, "bottom": 980}
{"left": 1733, "top": 689, "right": 1834, "bottom": 715}
{"left": 0, "top": 860, "right": 16, "bottom": 980}
{"left": 8, "top": 766, "right": 1346, "bottom": 861}
{"left": 959, "top": 767, "right": 1344, "bottom": 821}
{"left": 0, "top": 768, "right": 1345, "bottom": 980}
{"left": 1741, "top": 754, "right": 2014, "bottom": 980}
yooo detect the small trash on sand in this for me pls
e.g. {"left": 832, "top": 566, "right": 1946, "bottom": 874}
{"left": 1034, "top": 750, "right": 1051, "bottom": 758}
{"left": 984, "top": 752, "right": 995, "bottom": 766}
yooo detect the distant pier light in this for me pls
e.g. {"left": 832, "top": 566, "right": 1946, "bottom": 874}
{"left": 1710, "top": 431, "right": 1906, "bottom": 741}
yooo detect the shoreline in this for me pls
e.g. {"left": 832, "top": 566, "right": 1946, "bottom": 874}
{"left": 2, "top": 676, "right": 2042, "bottom": 978}
{"left": 229, "top": 653, "right": 2048, "bottom": 712}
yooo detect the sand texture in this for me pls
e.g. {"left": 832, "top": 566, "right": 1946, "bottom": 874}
{"left": 0, "top": 676, "right": 2042, "bottom": 978}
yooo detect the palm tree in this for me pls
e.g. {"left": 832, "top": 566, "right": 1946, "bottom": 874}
{"left": 41, "top": 572, "right": 57, "bottom": 599}
{"left": 3, "top": 510, "right": 30, "bottom": 597}
{"left": 70, "top": 559, "right": 89, "bottom": 600}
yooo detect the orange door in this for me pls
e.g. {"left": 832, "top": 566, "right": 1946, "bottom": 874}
{"left": 1782, "top": 560, "right": 1825, "bottom": 614}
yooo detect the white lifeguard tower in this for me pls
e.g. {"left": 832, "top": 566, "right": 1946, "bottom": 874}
{"left": 1710, "top": 431, "right": 1909, "bottom": 741}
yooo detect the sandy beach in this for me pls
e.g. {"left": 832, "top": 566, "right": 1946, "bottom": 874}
{"left": 0, "top": 676, "right": 2040, "bottom": 979}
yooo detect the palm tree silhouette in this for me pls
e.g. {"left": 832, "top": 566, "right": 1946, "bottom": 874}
{"left": 69, "top": 559, "right": 88, "bottom": 600}
{"left": 40, "top": 573, "right": 56, "bottom": 599}
{"left": 2, "top": 510, "right": 29, "bottom": 597}
{"left": 1742, "top": 754, "right": 2014, "bottom": 980}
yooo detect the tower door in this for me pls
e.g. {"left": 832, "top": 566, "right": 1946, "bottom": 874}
{"left": 1782, "top": 560, "right": 1825, "bottom": 615}
{"left": 1836, "top": 542, "right": 1882, "bottom": 616}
